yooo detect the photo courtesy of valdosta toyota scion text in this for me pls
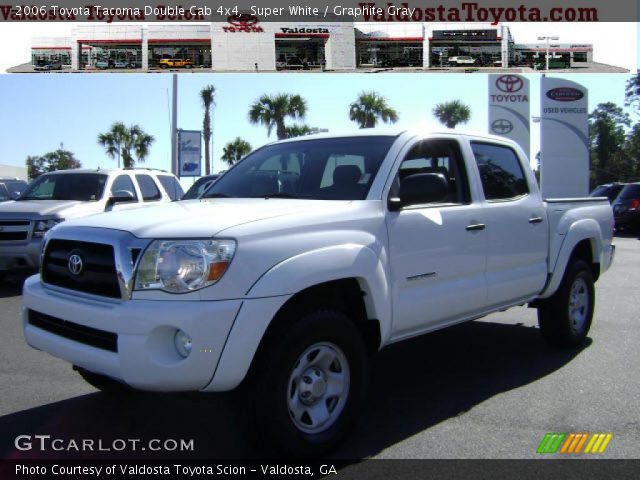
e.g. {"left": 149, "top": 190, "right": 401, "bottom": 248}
{"left": 0, "top": 1, "right": 638, "bottom": 478}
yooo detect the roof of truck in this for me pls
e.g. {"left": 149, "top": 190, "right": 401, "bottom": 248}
{"left": 271, "top": 127, "right": 517, "bottom": 145}
{"left": 41, "top": 168, "right": 172, "bottom": 175}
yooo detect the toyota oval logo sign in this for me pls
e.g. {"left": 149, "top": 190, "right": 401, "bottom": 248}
{"left": 224, "top": 14, "right": 264, "bottom": 32}
{"left": 68, "top": 254, "right": 84, "bottom": 276}
{"left": 227, "top": 13, "right": 259, "bottom": 26}
{"left": 496, "top": 75, "right": 524, "bottom": 93}
{"left": 546, "top": 87, "right": 584, "bottom": 102}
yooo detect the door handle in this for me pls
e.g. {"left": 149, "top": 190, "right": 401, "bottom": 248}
{"left": 529, "top": 216, "right": 544, "bottom": 224}
{"left": 466, "top": 223, "right": 486, "bottom": 231}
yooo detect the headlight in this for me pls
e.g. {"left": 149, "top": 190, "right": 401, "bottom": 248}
{"left": 134, "top": 239, "right": 236, "bottom": 293}
{"left": 33, "top": 218, "right": 64, "bottom": 238}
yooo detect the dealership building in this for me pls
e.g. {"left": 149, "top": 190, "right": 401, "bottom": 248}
{"left": 31, "top": 22, "right": 593, "bottom": 71}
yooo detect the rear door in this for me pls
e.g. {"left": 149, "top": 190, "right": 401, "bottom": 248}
{"left": 469, "top": 140, "right": 547, "bottom": 307}
{"left": 385, "top": 137, "right": 488, "bottom": 339}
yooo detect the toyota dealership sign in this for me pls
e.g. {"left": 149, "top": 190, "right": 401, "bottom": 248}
{"left": 488, "top": 74, "right": 530, "bottom": 156}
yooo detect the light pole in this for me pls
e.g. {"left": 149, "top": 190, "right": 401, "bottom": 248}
{"left": 537, "top": 36, "right": 559, "bottom": 71}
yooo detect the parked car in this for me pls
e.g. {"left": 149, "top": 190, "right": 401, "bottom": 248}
{"left": 159, "top": 58, "right": 192, "bottom": 69}
{"left": 0, "top": 179, "right": 28, "bottom": 202}
{"left": 612, "top": 182, "right": 640, "bottom": 233}
{"left": 182, "top": 174, "right": 220, "bottom": 200}
{"left": 95, "top": 60, "right": 109, "bottom": 70}
{"left": 34, "top": 59, "right": 62, "bottom": 71}
{"left": 114, "top": 60, "right": 130, "bottom": 69}
{"left": 22, "top": 130, "right": 614, "bottom": 456}
{"left": 590, "top": 183, "right": 626, "bottom": 204}
{"left": 0, "top": 168, "right": 180, "bottom": 277}
{"left": 449, "top": 56, "right": 477, "bottom": 66}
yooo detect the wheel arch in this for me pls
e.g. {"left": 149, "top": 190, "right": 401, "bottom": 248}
{"left": 539, "top": 223, "right": 601, "bottom": 299}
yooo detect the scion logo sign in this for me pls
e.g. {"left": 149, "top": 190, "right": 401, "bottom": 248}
{"left": 491, "top": 119, "right": 513, "bottom": 134}
{"left": 496, "top": 75, "right": 524, "bottom": 93}
{"left": 223, "top": 14, "right": 264, "bottom": 33}
{"left": 546, "top": 87, "right": 585, "bottom": 102}
{"left": 67, "top": 253, "right": 83, "bottom": 276}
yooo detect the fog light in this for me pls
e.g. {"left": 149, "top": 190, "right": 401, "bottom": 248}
{"left": 174, "top": 330, "right": 192, "bottom": 358}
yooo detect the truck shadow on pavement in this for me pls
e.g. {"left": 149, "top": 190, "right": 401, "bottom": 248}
{"left": 0, "top": 318, "right": 589, "bottom": 460}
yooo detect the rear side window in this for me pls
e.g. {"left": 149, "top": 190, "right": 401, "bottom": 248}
{"left": 157, "top": 175, "right": 184, "bottom": 201}
{"left": 110, "top": 175, "right": 138, "bottom": 201}
{"left": 471, "top": 142, "right": 529, "bottom": 201}
{"left": 135, "top": 175, "right": 162, "bottom": 201}
{"left": 619, "top": 184, "right": 640, "bottom": 199}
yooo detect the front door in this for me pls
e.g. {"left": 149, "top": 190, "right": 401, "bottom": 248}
{"left": 385, "top": 138, "right": 488, "bottom": 340}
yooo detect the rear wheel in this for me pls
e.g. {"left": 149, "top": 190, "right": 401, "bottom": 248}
{"left": 538, "top": 260, "right": 594, "bottom": 347}
{"left": 251, "top": 309, "right": 368, "bottom": 457}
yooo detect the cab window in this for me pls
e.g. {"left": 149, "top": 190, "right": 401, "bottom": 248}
{"left": 394, "top": 139, "right": 471, "bottom": 205}
{"left": 110, "top": 175, "right": 138, "bottom": 201}
{"left": 135, "top": 175, "right": 162, "bottom": 202}
{"left": 471, "top": 142, "right": 529, "bottom": 201}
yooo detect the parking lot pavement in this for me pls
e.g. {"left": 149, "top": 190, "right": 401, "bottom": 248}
{"left": 7, "top": 61, "right": 630, "bottom": 74}
{"left": 0, "top": 235, "right": 638, "bottom": 460}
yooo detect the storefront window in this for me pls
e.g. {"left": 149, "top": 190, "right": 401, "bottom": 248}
{"left": 356, "top": 42, "right": 422, "bottom": 68}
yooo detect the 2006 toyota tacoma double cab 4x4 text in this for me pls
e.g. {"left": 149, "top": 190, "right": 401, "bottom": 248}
{"left": 22, "top": 130, "right": 614, "bottom": 456}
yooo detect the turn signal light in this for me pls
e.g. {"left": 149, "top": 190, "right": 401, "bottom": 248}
{"left": 208, "top": 261, "right": 230, "bottom": 282}
{"left": 630, "top": 199, "right": 640, "bottom": 210}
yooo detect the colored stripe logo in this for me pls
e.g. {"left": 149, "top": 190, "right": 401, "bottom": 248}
{"left": 537, "top": 433, "right": 613, "bottom": 454}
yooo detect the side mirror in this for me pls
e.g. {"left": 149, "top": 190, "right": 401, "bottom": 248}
{"left": 108, "top": 190, "right": 135, "bottom": 205}
{"left": 388, "top": 173, "right": 449, "bottom": 211}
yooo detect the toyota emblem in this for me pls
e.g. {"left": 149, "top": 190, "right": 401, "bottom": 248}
{"left": 496, "top": 75, "right": 524, "bottom": 93}
{"left": 68, "top": 254, "right": 84, "bottom": 276}
{"left": 491, "top": 118, "right": 514, "bottom": 135}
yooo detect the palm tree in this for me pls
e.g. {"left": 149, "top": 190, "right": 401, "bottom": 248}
{"left": 284, "top": 124, "right": 315, "bottom": 138}
{"left": 249, "top": 93, "right": 307, "bottom": 140}
{"left": 200, "top": 85, "right": 216, "bottom": 175}
{"left": 433, "top": 100, "right": 471, "bottom": 129}
{"left": 349, "top": 91, "right": 399, "bottom": 129}
{"left": 221, "top": 138, "right": 252, "bottom": 167}
{"left": 98, "top": 122, "right": 155, "bottom": 168}
{"left": 97, "top": 122, "right": 128, "bottom": 168}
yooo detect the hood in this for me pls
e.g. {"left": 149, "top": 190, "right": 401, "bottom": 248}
{"left": 0, "top": 200, "right": 105, "bottom": 219}
{"left": 61, "top": 198, "right": 353, "bottom": 238}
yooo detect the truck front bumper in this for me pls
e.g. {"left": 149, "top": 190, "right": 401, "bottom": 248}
{"left": 22, "top": 275, "right": 246, "bottom": 392}
{"left": 0, "top": 237, "right": 42, "bottom": 272}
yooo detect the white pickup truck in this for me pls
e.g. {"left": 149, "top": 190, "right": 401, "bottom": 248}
{"left": 22, "top": 130, "right": 614, "bottom": 456}
{"left": 0, "top": 168, "right": 182, "bottom": 278}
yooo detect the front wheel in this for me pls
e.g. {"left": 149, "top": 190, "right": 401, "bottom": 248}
{"left": 251, "top": 310, "right": 368, "bottom": 457}
{"left": 538, "top": 260, "right": 595, "bottom": 347}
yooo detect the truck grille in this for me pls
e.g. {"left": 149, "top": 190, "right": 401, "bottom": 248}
{"left": 0, "top": 220, "right": 30, "bottom": 242}
{"left": 42, "top": 239, "right": 121, "bottom": 299}
{"left": 28, "top": 309, "right": 118, "bottom": 352}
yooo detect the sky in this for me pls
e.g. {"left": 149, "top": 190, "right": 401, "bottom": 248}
{"left": 0, "top": 72, "right": 635, "bottom": 187}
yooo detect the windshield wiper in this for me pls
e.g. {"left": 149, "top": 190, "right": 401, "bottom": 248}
{"left": 202, "top": 193, "right": 231, "bottom": 198}
{"left": 262, "top": 192, "right": 316, "bottom": 199}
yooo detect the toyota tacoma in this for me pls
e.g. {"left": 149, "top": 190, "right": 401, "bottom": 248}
{"left": 22, "top": 130, "right": 614, "bottom": 456}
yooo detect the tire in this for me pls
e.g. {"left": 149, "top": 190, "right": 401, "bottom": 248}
{"left": 251, "top": 310, "right": 368, "bottom": 457}
{"left": 538, "top": 260, "right": 595, "bottom": 347}
{"left": 76, "top": 367, "right": 134, "bottom": 396}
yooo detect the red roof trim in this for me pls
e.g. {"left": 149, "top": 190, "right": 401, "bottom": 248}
{"left": 148, "top": 38, "right": 210, "bottom": 44}
{"left": 77, "top": 39, "right": 142, "bottom": 44}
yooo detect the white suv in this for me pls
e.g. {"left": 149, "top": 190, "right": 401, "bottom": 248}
{"left": 0, "top": 168, "right": 182, "bottom": 277}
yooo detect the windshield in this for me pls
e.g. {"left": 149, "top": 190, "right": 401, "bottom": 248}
{"left": 3, "top": 181, "right": 27, "bottom": 196}
{"left": 202, "top": 136, "right": 396, "bottom": 201}
{"left": 183, "top": 176, "right": 219, "bottom": 200}
{"left": 18, "top": 173, "right": 107, "bottom": 201}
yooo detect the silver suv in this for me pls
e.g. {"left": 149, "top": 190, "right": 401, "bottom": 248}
{"left": 0, "top": 168, "right": 183, "bottom": 278}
